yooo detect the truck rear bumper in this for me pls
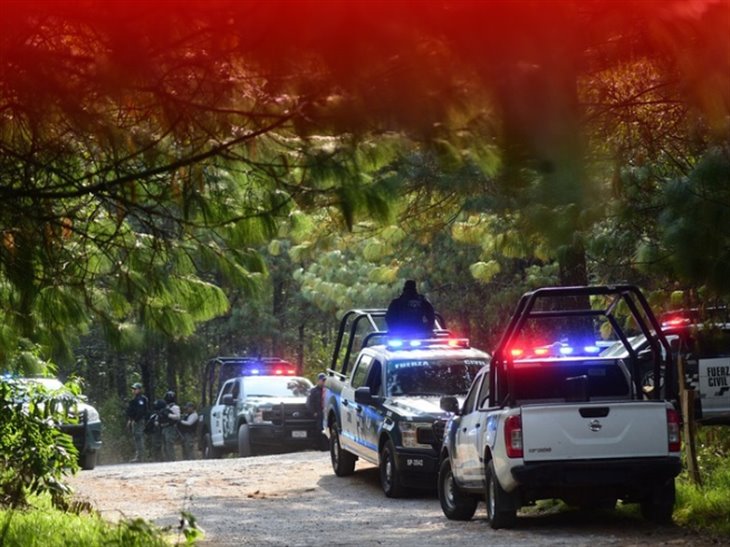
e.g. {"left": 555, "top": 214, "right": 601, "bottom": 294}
{"left": 511, "top": 456, "right": 681, "bottom": 489}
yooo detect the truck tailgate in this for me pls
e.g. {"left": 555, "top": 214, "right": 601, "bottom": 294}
{"left": 521, "top": 402, "right": 669, "bottom": 462}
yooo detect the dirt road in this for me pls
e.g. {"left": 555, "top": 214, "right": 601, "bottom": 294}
{"left": 68, "top": 451, "right": 716, "bottom": 546}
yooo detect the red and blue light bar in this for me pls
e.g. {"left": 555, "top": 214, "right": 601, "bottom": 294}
{"left": 387, "top": 337, "right": 470, "bottom": 349}
{"left": 509, "top": 342, "right": 602, "bottom": 359}
{"left": 237, "top": 361, "right": 297, "bottom": 376}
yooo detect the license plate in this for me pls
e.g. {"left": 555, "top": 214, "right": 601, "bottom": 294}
{"left": 292, "top": 430, "right": 307, "bottom": 438}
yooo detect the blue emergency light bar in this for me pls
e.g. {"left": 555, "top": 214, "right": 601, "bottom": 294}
{"left": 386, "top": 337, "right": 470, "bottom": 349}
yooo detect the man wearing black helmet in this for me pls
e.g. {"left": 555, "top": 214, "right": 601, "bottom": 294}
{"left": 385, "top": 280, "right": 436, "bottom": 337}
{"left": 160, "top": 390, "right": 181, "bottom": 461}
{"left": 126, "top": 382, "right": 149, "bottom": 463}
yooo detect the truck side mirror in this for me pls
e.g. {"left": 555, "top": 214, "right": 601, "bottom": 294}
{"left": 222, "top": 393, "right": 235, "bottom": 406}
{"left": 354, "top": 386, "right": 374, "bottom": 405}
{"left": 440, "top": 396, "right": 460, "bottom": 414}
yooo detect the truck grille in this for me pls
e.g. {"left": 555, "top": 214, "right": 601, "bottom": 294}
{"left": 262, "top": 403, "right": 314, "bottom": 425}
{"left": 416, "top": 419, "right": 447, "bottom": 447}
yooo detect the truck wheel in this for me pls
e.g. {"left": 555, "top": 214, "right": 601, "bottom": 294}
{"left": 238, "top": 424, "right": 252, "bottom": 457}
{"left": 640, "top": 479, "right": 675, "bottom": 524}
{"left": 203, "top": 432, "right": 222, "bottom": 459}
{"left": 380, "top": 439, "right": 406, "bottom": 498}
{"left": 485, "top": 461, "right": 517, "bottom": 529}
{"left": 79, "top": 450, "right": 97, "bottom": 471}
{"left": 438, "top": 457, "right": 477, "bottom": 520}
{"left": 329, "top": 425, "right": 356, "bottom": 476}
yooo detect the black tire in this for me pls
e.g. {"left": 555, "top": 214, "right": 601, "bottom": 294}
{"left": 485, "top": 461, "right": 517, "bottom": 529}
{"left": 238, "top": 424, "right": 252, "bottom": 457}
{"left": 79, "top": 450, "right": 97, "bottom": 470}
{"left": 438, "top": 457, "right": 478, "bottom": 520}
{"left": 640, "top": 479, "right": 675, "bottom": 524}
{"left": 203, "top": 431, "right": 222, "bottom": 459}
{"left": 329, "top": 425, "right": 356, "bottom": 476}
{"left": 380, "top": 439, "right": 406, "bottom": 498}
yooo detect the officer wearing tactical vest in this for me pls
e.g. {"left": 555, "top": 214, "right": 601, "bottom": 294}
{"left": 126, "top": 382, "right": 149, "bottom": 463}
{"left": 385, "top": 280, "right": 436, "bottom": 337}
{"left": 160, "top": 390, "right": 181, "bottom": 461}
{"left": 178, "top": 402, "right": 199, "bottom": 460}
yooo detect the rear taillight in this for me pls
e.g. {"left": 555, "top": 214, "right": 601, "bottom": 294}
{"left": 667, "top": 408, "right": 681, "bottom": 452}
{"left": 504, "top": 414, "right": 523, "bottom": 458}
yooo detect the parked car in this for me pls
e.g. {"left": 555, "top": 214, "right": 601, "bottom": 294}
{"left": 23, "top": 377, "right": 103, "bottom": 470}
{"left": 439, "top": 285, "right": 681, "bottom": 528}
{"left": 200, "top": 359, "right": 321, "bottom": 458}
{"left": 601, "top": 310, "right": 730, "bottom": 424}
{"left": 323, "top": 309, "right": 489, "bottom": 497}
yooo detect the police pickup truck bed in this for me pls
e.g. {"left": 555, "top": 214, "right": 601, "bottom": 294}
{"left": 200, "top": 357, "right": 321, "bottom": 458}
{"left": 323, "top": 309, "right": 489, "bottom": 497}
{"left": 438, "top": 285, "right": 682, "bottom": 528}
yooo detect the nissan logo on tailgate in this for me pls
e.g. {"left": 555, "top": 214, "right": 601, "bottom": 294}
{"left": 589, "top": 419, "right": 602, "bottom": 432}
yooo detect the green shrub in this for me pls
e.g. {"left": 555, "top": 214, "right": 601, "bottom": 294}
{"left": 0, "top": 378, "right": 79, "bottom": 508}
{"left": 0, "top": 494, "right": 170, "bottom": 547}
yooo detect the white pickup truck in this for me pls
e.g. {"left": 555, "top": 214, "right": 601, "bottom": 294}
{"left": 438, "top": 285, "right": 682, "bottom": 529}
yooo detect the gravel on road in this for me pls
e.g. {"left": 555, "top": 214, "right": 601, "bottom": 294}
{"left": 68, "top": 451, "right": 720, "bottom": 546}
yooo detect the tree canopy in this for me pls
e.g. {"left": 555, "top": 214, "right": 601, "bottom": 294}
{"left": 1, "top": 1, "right": 729, "bottom": 415}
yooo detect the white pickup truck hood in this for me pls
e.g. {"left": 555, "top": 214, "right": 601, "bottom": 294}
{"left": 385, "top": 396, "right": 465, "bottom": 418}
{"left": 247, "top": 396, "right": 307, "bottom": 407}
{"left": 521, "top": 401, "right": 671, "bottom": 462}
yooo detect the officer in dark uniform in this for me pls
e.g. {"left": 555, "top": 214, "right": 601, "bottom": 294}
{"left": 126, "top": 382, "right": 149, "bottom": 463}
{"left": 147, "top": 399, "right": 167, "bottom": 461}
{"left": 385, "top": 280, "right": 436, "bottom": 337}
{"left": 307, "top": 373, "right": 328, "bottom": 450}
{"left": 160, "top": 390, "right": 181, "bottom": 461}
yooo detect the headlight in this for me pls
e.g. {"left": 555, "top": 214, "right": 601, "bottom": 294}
{"left": 399, "top": 421, "right": 435, "bottom": 449}
{"left": 251, "top": 405, "right": 272, "bottom": 424}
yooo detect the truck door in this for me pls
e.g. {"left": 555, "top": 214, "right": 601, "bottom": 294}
{"left": 211, "top": 380, "right": 236, "bottom": 446}
{"left": 357, "top": 358, "right": 384, "bottom": 462}
{"left": 453, "top": 374, "right": 484, "bottom": 487}
{"left": 340, "top": 354, "right": 372, "bottom": 454}
{"left": 694, "top": 331, "right": 730, "bottom": 420}
{"left": 222, "top": 379, "right": 241, "bottom": 445}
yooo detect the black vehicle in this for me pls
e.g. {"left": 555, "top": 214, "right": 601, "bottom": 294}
{"left": 21, "top": 377, "right": 102, "bottom": 470}
{"left": 323, "top": 309, "right": 489, "bottom": 497}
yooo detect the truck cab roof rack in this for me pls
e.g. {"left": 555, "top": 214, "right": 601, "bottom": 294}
{"left": 330, "top": 309, "right": 448, "bottom": 375}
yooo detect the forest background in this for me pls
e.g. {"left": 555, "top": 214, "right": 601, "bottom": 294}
{"left": 1, "top": 0, "right": 729, "bottom": 463}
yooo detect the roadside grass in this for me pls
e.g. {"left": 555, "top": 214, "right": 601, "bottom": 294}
{"left": 0, "top": 494, "right": 171, "bottom": 547}
{"left": 673, "top": 425, "right": 730, "bottom": 537}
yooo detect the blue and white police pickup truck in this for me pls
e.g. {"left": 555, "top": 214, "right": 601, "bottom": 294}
{"left": 601, "top": 309, "right": 730, "bottom": 424}
{"left": 438, "top": 286, "right": 682, "bottom": 528}
{"left": 200, "top": 357, "right": 321, "bottom": 458}
{"left": 323, "top": 309, "right": 489, "bottom": 497}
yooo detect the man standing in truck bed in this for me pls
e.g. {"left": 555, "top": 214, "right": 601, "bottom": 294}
{"left": 386, "top": 280, "right": 435, "bottom": 337}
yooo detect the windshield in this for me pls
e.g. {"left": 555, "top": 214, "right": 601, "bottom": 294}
{"left": 386, "top": 359, "right": 486, "bottom": 397}
{"left": 243, "top": 376, "right": 312, "bottom": 398}
{"left": 600, "top": 335, "right": 646, "bottom": 358}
